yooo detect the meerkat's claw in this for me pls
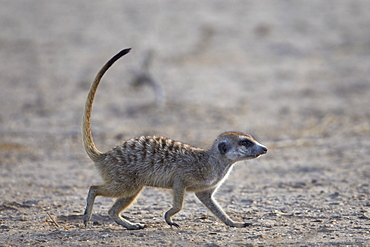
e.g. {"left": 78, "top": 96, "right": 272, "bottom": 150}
{"left": 165, "top": 214, "right": 180, "bottom": 228}
{"left": 167, "top": 222, "right": 180, "bottom": 228}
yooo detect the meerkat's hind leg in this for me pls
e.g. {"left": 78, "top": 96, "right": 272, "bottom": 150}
{"left": 83, "top": 185, "right": 103, "bottom": 226}
{"left": 108, "top": 189, "right": 145, "bottom": 230}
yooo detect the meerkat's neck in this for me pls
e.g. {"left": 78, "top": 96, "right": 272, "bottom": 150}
{"left": 205, "top": 144, "right": 236, "bottom": 175}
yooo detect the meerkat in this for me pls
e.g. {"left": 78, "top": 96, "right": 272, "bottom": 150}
{"left": 82, "top": 48, "right": 267, "bottom": 230}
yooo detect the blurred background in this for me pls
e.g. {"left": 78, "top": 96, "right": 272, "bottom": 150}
{"left": 0, "top": 0, "right": 369, "bottom": 245}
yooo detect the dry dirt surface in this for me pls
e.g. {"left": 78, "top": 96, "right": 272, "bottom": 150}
{"left": 1, "top": 1, "right": 369, "bottom": 246}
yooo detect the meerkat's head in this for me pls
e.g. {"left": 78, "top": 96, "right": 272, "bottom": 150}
{"left": 215, "top": 131, "right": 267, "bottom": 162}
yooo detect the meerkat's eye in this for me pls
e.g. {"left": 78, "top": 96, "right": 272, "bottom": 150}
{"left": 218, "top": 141, "right": 230, "bottom": 155}
{"left": 239, "top": 139, "right": 254, "bottom": 148}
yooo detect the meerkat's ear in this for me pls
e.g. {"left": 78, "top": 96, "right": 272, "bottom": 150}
{"left": 218, "top": 141, "right": 230, "bottom": 155}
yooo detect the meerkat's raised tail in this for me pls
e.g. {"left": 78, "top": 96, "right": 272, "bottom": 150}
{"left": 82, "top": 48, "right": 131, "bottom": 162}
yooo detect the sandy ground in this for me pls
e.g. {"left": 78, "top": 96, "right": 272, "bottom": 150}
{"left": 0, "top": 1, "right": 369, "bottom": 246}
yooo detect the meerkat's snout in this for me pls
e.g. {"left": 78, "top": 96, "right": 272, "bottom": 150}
{"left": 243, "top": 141, "right": 267, "bottom": 160}
{"left": 253, "top": 143, "right": 268, "bottom": 158}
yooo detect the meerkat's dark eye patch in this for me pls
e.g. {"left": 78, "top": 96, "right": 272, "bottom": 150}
{"left": 239, "top": 139, "right": 254, "bottom": 148}
{"left": 218, "top": 141, "right": 230, "bottom": 155}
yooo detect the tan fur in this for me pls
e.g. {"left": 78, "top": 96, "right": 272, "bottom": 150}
{"left": 82, "top": 49, "right": 268, "bottom": 230}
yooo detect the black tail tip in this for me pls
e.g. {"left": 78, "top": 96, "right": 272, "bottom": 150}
{"left": 121, "top": 48, "right": 131, "bottom": 55}
{"left": 111, "top": 48, "right": 131, "bottom": 62}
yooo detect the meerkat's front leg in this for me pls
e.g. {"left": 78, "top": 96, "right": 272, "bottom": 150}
{"left": 195, "top": 188, "right": 251, "bottom": 228}
{"left": 165, "top": 180, "right": 186, "bottom": 228}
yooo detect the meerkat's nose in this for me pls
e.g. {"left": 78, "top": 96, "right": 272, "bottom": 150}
{"left": 261, "top": 146, "right": 268, "bottom": 154}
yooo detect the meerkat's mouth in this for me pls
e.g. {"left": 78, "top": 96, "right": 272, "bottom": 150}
{"left": 248, "top": 146, "right": 268, "bottom": 159}
{"left": 247, "top": 154, "right": 261, "bottom": 159}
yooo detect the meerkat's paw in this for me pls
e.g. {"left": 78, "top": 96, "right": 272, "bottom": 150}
{"left": 110, "top": 216, "right": 146, "bottom": 230}
{"left": 125, "top": 223, "right": 146, "bottom": 230}
{"left": 164, "top": 210, "right": 181, "bottom": 228}
{"left": 229, "top": 222, "right": 252, "bottom": 228}
{"left": 83, "top": 212, "right": 91, "bottom": 227}
{"left": 166, "top": 222, "right": 180, "bottom": 228}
